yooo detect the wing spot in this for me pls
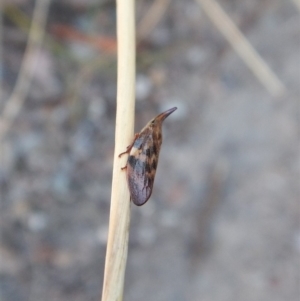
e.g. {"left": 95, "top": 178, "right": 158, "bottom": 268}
{"left": 152, "top": 159, "right": 157, "bottom": 170}
{"left": 152, "top": 144, "right": 157, "bottom": 155}
{"left": 145, "top": 163, "right": 151, "bottom": 173}
{"left": 128, "top": 155, "right": 138, "bottom": 168}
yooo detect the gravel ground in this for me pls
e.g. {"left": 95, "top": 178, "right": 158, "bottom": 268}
{"left": 0, "top": 1, "right": 299, "bottom": 301}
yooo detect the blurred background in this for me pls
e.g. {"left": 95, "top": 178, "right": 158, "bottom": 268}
{"left": 0, "top": 0, "right": 299, "bottom": 301}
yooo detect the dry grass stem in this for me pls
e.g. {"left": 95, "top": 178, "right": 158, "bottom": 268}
{"left": 196, "top": 0, "right": 286, "bottom": 97}
{"left": 137, "top": 0, "right": 171, "bottom": 41}
{"left": 101, "top": 0, "right": 136, "bottom": 301}
{"left": 0, "top": 0, "right": 51, "bottom": 142}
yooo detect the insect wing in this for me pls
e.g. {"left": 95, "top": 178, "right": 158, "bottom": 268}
{"left": 126, "top": 134, "right": 155, "bottom": 206}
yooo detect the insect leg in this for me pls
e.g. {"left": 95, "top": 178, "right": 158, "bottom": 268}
{"left": 118, "top": 133, "right": 139, "bottom": 157}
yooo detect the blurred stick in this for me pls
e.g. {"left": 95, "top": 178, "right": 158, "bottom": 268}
{"left": 0, "top": 2, "right": 3, "bottom": 103}
{"left": 101, "top": 0, "right": 135, "bottom": 300}
{"left": 3, "top": 4, "right": 31, "bottom": 34}
{"left": 195, "top": 0, "right": 286, "bottom": 97}
{"left": 137, "top": 0, "right": 171, "bottom": 41}
{"left": 0, "top": 0, "right": 51, "bottom": 142}
{"left": 291, "top": 0, "right": 300, "bottom": 11}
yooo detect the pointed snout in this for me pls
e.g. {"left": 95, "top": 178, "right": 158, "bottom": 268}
{"left": 157, "top": 107, "right": 177, "bottom": 122}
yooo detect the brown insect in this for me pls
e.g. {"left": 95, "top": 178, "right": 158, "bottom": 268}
{"left": 119, "top": 107, "right": 177, "bottom": 206}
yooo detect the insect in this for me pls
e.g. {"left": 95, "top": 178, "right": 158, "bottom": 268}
{"left": 119, "top": 107, "right": 177, "bottom": 206}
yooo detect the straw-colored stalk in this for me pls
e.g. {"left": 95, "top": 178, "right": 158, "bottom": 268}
{"left": 196, "top": 0, "right": 286, "bottom": 97}
{"left": 0, "top": 0, "right": 51, "bottom": 142}
{"left": 101, "top": 1, "right": 136, "bottom": 301}
{"left": 137, "top": 0, "right": 171, "bottom": 41}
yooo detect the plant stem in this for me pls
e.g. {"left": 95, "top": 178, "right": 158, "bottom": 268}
{"left": 101, "top": 0, "right": 136, "bottom": 300}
